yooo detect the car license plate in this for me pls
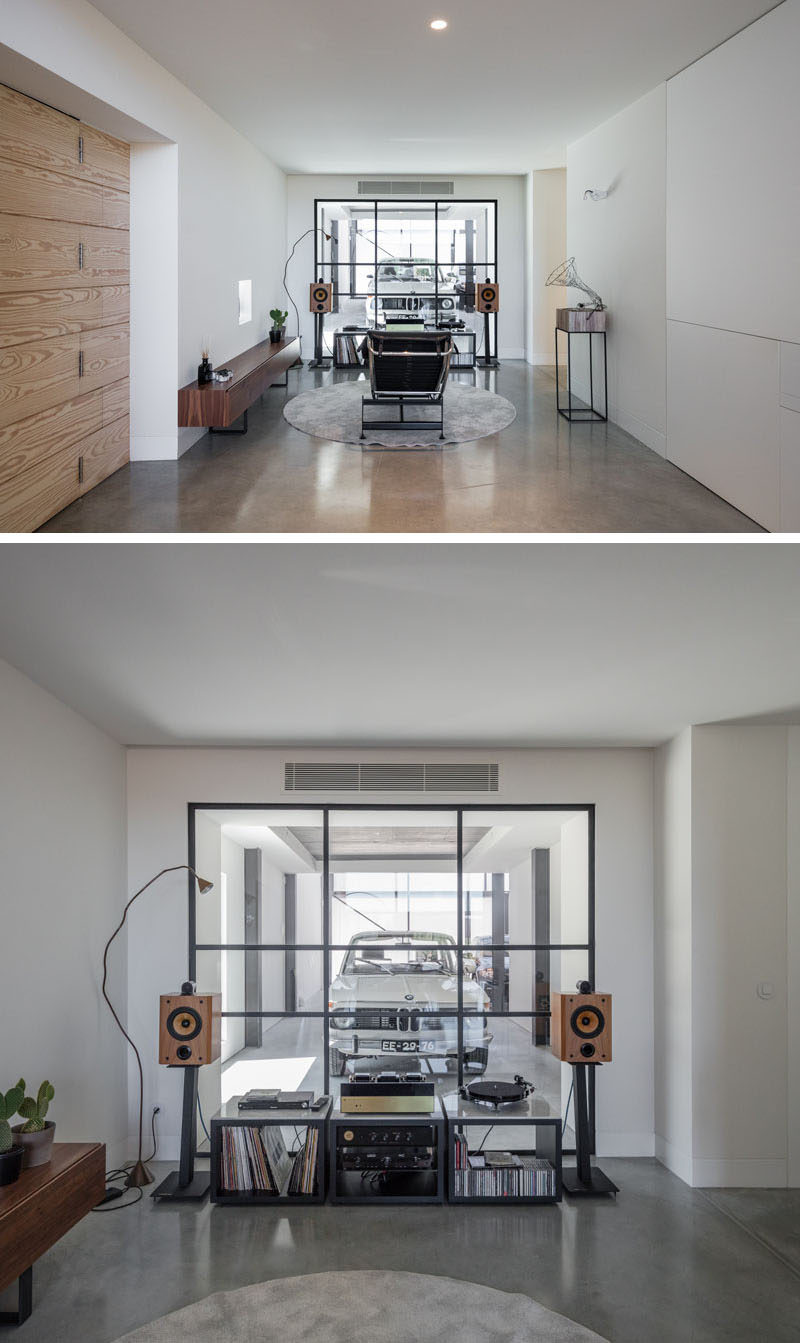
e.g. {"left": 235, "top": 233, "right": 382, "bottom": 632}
{"left": 381, "top": 1040, "right": 435, "bottom": 1053}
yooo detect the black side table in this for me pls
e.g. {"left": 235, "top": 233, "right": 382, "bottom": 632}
{"left": 555, "top": 327, "right": 608, "bottom": 423}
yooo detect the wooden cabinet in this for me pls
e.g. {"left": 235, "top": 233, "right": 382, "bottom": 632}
{"left": 0, "top": 82, "right": 130, "bottom": 530}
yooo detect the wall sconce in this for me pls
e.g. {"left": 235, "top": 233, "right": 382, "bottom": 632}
{"left": 583, "top": 189, "right": 608, "bottom": 202}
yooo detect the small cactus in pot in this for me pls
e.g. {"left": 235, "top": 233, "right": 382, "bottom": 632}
{"left": 0, "top": 1081, "right": 25, "bottom": 1185}
{"left": 13, "top": 1081, "right": 56, "bottom": 1168}
{"left": 269, "top": 308, "right": 288, "bottom": 342}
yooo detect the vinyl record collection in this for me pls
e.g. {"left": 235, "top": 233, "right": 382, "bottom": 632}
{"left": 288, "top": 1127, "right": 319, "bottom": 1196}
{"left": 219, "top": 1124, "right": 318, "bottom": 1196}
{"left": 453, "top": 1135, "right": 556, "bottom": 1198}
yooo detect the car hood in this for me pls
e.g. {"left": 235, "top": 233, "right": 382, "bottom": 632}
{"left": 331, "top": 973, "right": 484, "bottom": 1007}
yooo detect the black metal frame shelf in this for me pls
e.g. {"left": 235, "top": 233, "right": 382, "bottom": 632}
{"left": 443, "top": 1093, "right": 562, "bottom": 1205}
{"left": 187, "top": 802, "right": 596, "bottom": 1154}
{"left": 328, "top": 1105, "right": 446, "bottom": 1205}
{"left": 209, "top": 1098, "right": 330, "bottom": 1205}
{"left": 314, "top": 197, "right": 497, "bottom": 346}
{"left": 555, "top": 328, "right": 608, "bottom": 423}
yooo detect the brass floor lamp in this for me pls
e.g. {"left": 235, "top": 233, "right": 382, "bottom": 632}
{"left": 101, "top": 865, "right": 213, "bottom": 1188}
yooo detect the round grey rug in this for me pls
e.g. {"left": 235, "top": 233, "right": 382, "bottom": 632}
{"left": 283, "top": 381, "right": 517, "bottom": 447}
{"left": 116, "top": 1270, "right": 607, "bottom": 1342}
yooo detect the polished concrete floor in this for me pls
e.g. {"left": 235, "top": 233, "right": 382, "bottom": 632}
{"left": 4, "top": 1162, "right": 798, "bottom": 1341}
{"left": 41, "top": 364, "right": 763, "bottom": 533}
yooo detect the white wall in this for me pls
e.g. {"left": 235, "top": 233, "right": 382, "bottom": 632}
{"left": 126, "top": 745, "right": 654, "bottom": 1158}
{"left": 566, "top": 85, "right": 667, "bottom": 455}
{"left": 691, "top": 726, "right": 789, "bottom": 1187}
{"left": 0, "top": 658, "right": 128, "bottom": 1165}
{"left": 1, "top": 0, "right": 287, "bottom": 459}
{"left": 654, "top": 724, "right": 796, "bottom": 1188}
{"left": 259, "top": 851, "right": 285, "bottom": 1019}
{"left": 788, "top": 728, "right": 800, "bottom": 1187}
{"left": 286, "top": 175, "right": 527, "bottom": 359}
{"left": 653, "top": 729, "right": 693, "bottom": 1185}
{"left": 665, "top": 0, "right": 800, "bottom": 529}
{"left": 528, "top": 169, "right": 567, "bottom": 365}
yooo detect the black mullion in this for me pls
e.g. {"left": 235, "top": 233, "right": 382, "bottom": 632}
{"left": 188, "top": 804, "right": 197, "bottom": 981}
{"left": 197, "top": 942, "right": 590, "bottom": 953}
{"left": 323, "top": 807, "right": 330, "bottom": 1092}
{"left": 457, "top": 809, "right": 463, "bottom": 1088}
{"left": 434, "top": 199, "right": 439, "bottom": 325}
{"left": 374, "top": 200, "right": 378, "bottom": 326}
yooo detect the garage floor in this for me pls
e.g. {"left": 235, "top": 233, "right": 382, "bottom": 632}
{"left": 6, "top": 1161, "right": 798, "bottom": 1342}
{"left": 40, "top": 362, "right": 763, "bottom": 534}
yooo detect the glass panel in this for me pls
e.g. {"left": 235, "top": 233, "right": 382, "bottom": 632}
{"left": 436, "top": 201, "right": 495, "bottom": 267}
{"left": 193, "top": 807, "right": 325, "bottom": 1131}
{"left": 462, "top": 809, "right": 590, "bottom": 947}
{"left": 199, "top": 1022, "right": 326, "bottom": 1152}
{"left": 328, "top": 809, "right": 457, "bottom": 1096}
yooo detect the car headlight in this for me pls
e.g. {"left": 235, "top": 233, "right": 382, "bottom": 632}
{"left": 330, "top": 1014, "right": 355, "bottom": 1029}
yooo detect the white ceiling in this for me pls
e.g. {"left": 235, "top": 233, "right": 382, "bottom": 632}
{"left": 1, "top": 542, "right": 800, "bottom": 747}
{"left": 86, "top": 0, "right": 779, "bottom": 173}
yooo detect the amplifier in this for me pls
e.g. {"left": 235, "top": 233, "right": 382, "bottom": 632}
{"left": 339, "top": 1148, "right": 434, "bottom": 1172}
{"left": 337, "top": 1124, "right": 436, "bottom": 1147}
{"left": 340, "top": 1076, "right": 435, "bottom": 1113}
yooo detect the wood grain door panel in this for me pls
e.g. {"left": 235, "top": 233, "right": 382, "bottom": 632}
{"left": 80, "top": 324, "right": 129, "bottom": 392}
{"left": 0, "top": 285, "right": 129, "bottom": 348}
{"left": 0, "top": 158, "right": 128, "bottom": 229}
{"left": 0, "top": 216, "right": 129, "bottom": 292}
{"left": 0, "top": 83, "right": 84, "bottom": 181}
{"left": 0, "top": 332, "right": 80, "bottom": 428}
{"left": 0, "top": 434, "right": 82, "bottom": 531}
{"left": 0, "top": 85, "right": 129, "bottom": 194}
{"left": 78, "top": 124, "right": 130, "bottom": 194}
{"left": 0, "top": 378, "right": 128, "bottom": 487}
{"left": 80, "top": 226, "right": 129, "bottom": 285}
{"left": 79, "top": 412, "right": 129, "bottom": 492}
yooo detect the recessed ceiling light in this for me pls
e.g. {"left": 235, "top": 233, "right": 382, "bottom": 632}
{"left": 430, "top": 19, "right": 448, "bottom": 31}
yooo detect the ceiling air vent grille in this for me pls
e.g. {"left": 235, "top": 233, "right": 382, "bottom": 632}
{"left": 283, "top": 762, "right": 499, "bottom": 794}
{"left": 357, "top": 180, "right": 455, "bottom": 196}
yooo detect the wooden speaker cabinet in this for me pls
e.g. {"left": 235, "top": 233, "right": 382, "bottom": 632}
{"left": 551, "top": 991, "right": 612, "bottom": 1063}
{"left": 475, "top": 280, "right": 499, "bottom": 313}
{"left": 309, "top": 281, "right": 333, "bottom": 313}
{"left": 159, "top": 992, "right": 221, "bottom": 1066}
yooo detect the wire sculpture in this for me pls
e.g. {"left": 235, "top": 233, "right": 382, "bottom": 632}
{"left": 545, "top": 257, "right": 604, "bottom": 311}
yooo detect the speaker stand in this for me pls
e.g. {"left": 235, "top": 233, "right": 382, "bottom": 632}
{"left": 562, "top": 1063, "right": 618, "bottom": 1198}
{"left": 151, "top": 1066, "right": 209, "bottom": 1203}
{"left": 477, "top": 311, "right": 500, "bottom": 369}
{"left": 308, "top": 311, "right": 332, "bottom": 370}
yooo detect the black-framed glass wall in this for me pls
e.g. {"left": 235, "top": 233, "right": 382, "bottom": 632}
{"left": 313, "top": 199, "right": 498, "bottom": 351}
{"left": 189, "top": 803, "right": 593, "bottom": 1144}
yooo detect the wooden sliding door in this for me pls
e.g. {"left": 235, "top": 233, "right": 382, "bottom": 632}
{"left": 0, "top": 83, "right": 130, "bottom": 531}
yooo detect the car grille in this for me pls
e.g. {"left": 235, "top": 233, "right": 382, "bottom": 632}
{"left": 346, "top": 1009, "right": 447, "bottom": 1032}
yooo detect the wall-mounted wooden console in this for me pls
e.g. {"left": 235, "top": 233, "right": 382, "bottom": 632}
{"left": 178, "top": 336, "right": 300, "bottom": 435}
{"left": 0, "top": 81, "right": 130, "bottom": 531}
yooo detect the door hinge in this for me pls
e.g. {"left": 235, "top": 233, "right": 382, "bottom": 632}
{"left": 78, "top": 456, "right": 84, "bottom": 484}
{"left": 78, "top": 134, "right": 84, "bottom": 164}
{"left": 78, "top": 349, "right": 84, "bottom": 377}
{"left": 78, "top": 241, "right": 84, "bottom": 270}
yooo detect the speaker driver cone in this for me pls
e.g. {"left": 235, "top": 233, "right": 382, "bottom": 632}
{"left": 313, "top": 287, "right": 328, "bottom": 303}
{"left": 570, "top": 1005, "right": 605, "bottom": 1039}
{"left": 167, "top": 1006, "right": 203, "bottom": 1040}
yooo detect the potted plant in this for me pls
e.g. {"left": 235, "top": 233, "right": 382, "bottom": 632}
{"left": 12, "top": 1080, "right": 55, "bottom": 1168}
{"left": 269, "top": 309, "right": 288, "bottom": 343}
{"left": 0, "top": 1080, "right": 25, "bottom": 1186}
{"left": 198, "top": 340, "right": 213, "bottom": 385}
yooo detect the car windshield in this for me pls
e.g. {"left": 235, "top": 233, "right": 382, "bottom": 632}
{"left": 342, "top": 937, "right": 456, "bottom": 976}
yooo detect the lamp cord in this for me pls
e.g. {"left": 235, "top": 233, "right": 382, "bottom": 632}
{"left": 101, "top": 866, "right": 204, "bottom": 1172}
{"left": 283, "top": 227, "right": 330, "bottom": 354}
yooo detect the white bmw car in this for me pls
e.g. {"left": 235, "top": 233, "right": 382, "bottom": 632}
{"left": 328, "top": 931, "right": 492, "bottom": 1076}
